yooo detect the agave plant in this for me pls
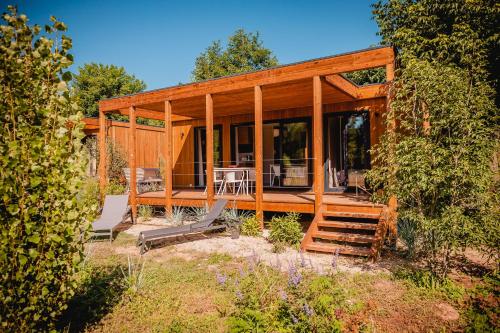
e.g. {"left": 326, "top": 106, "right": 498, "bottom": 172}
{"left": 165, "top": 205, "right": 186, "bottom": 226}
{"left": 188, "top": 203, "right": 209, "bottom": 222}
{"left": 120, "top": 255, "right": 146, "bottom": 295}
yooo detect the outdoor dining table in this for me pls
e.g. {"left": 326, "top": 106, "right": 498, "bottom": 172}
{"left": 214, "top": 166, "right": 255, "bottom": 195}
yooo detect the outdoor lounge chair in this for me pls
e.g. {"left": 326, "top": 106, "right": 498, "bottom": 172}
{"left": 92, "top": 195, "right": 130, "bottom": 242}
{"left": 137, "top": 199, "right": 228, "bottom": 254}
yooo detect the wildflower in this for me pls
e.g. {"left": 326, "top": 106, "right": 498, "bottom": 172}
{"left": 275, "top": 254, "right": 282, "bottom": 271}
{"left": 291, "top": 314, "right": 298, "bottom": 324}
{"left": 235, "top": 289, "right": 243, "bottom": 300}
{"left": 303, "top": 303, "right": 314, "bottom": 317}
{"left": 216, "top": 271, "right": 227, "bottom": 286}
{"left": 299, "top": 249, "right": 306, "bottom": 267}
{"left": 238, "top": 266, "right": 246, "bottom": 277}
{"left": 288, "top": 264, "right": 302, "bottom": 287}
{"left": 331, "top": 248, "right": 340, "bottom": 270}
{"left": 334, "top": 308, "right": 343, "bottom": 319}
{"left": 278, "top": 288, "right": 288, "bottom": 301}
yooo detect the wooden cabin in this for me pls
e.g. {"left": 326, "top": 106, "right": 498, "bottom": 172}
{"left": 91, "top": 46, "right": 397, "bottom": 257}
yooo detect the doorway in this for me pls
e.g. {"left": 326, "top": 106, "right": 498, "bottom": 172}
{"left": 194, "top": 125, "right": 222, "bottom": 187}
{"left": 325, "top": 112, "right": 370, "bottom": 192}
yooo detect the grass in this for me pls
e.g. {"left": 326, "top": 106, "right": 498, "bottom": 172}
{"left": 57, "top": 233, "right": 497, "bottom": 332}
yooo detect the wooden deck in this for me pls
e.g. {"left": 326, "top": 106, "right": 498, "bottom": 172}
{"left": 137, "top": 189, "right": 383, "bottom": 214}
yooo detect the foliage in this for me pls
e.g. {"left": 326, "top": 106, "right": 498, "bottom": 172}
{"left": 344, "top": 67, "right": 386, "bottom": 85}
{"left": 464, "top": 273, "right": 499, "bottom": 332}
{"left": 369, "top": 0, "right": 499, "bottom": 277}
{"left": 373, "top": 0, "right": 499, "bottom": 88}
{"left": 80, "top": 177, "right": 101, "bottom": 220}
{"left": 0, "top": 7, "right": 92, "bottom": 331}
{"left": 166, "top": 205, "right": 187, "bottom": 226}
{"left": 120, "top": 255, "right": 146, "bottom": 297}
{"left": 225, "top": 259, "right": 347, "bottom": 332}
{"left": 138, "top": 205, "right": 153, "bottom": 221}
{"left": 240, "top": 214, "right": 261, "bottom": 237}
{"left": 105, "top": 180, "right": 126, "bottom": 195}
{"left": 72, "top": 63, "right": 146, "bottom": 118}
{"left": 105, "top": 140, "right": 128, "bottom": 183}
{"left": 397, "top": 217, "right": 420, "bottom": 258}
{"left": 192, "top": 29, "right": 278, "bottom": 81}
{"left": 268, "top": 212, "right": 303, "bottom": 247}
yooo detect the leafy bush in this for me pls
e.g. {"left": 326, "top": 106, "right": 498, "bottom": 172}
{"left": 268, "top": 213, "right": 303, "bottom": 247}
{"left": 0, "top": 8, "right": 92, "bottom": 331}
{"left": 105, "top": 140, "right": 128, "bottom": 183}
{"left": 138, "top": 205, "right": 153, "bottom": 221}
{"left": 106, "top": 180, "right": 126, "bottom": 195}
{"left": 80, "top": 177, "right": 101, "bottom": 220}
{"left": 240, "top": 215, "right": 261, "bottom": 237}
{"left": 464, "top": 273, "right": 499, "bottom": 332}
{"left": 222, "top": 258, "right": 349, "bottom": 332}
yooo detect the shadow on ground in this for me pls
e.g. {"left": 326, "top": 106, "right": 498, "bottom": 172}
{"left": 57, "top": 265, "right": 125, "bottom": 332}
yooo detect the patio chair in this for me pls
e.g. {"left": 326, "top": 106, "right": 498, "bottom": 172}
{"left": 269, "top": 164, "right": 281, "bottom": 187}
{"left": 123, "top": 168, "right": 146, "bottom": 193}
{"left": 222, "top": 170, "right": 245, "bottom": 195}
{"left": 203, "top": 169, "right": 225, "bottom": 195}
{"left": 92, "top": 195, "right": 130, "bottom": 242}
{"left": 137, "top": 199, "right": 228, "bottom": 254}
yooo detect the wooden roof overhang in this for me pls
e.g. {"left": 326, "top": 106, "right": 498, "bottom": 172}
{"left": 98, "top": 46, "right": 394, "bottom": 121}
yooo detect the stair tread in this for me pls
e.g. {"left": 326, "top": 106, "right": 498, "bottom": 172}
{"left": 323, "top": 211, "right": 380, "bottom": 219}
{"left": 317, "top": 220, "right": 378, "bottom": 230}
{"left": 312, "top": 231, "right": 376, "bottom": 243}
{"left": 304, "top": 243, "right": 371, "bottom": 256}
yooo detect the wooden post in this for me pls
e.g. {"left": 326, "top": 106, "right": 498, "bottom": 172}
{"left": 313, "top": 76, "right": 323, "bottom": 213}
{"left": 164, "top": 100, "right": 173, "bottom": 215}
{"left": 385, "top": 62, "right": 398, "bottom": 245}
{"left": 222, "top": 118, "right": 231, "bottom": 167}
{"left": 205, "top": 94, "right": 214, "bottom": 206}
{"left": 129, "top": 106, "right": 137, "bottom": 222}
{"left": 98, "top": 108, "right": 107, "bottom": 199}
{"left": 254, "top": 85, "right": 264, "bottom": 227}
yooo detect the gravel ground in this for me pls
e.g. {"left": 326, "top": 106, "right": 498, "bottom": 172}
{"left": 122, "top": 219, "right": 391, "bottom": 274}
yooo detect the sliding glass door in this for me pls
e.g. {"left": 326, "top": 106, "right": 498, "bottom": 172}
{"left": 325, "top": 112, "right": 370, "bottom": 191}
{"left": 231, "top": 119, "right": 311, "bottom": 188}
{"left": 194, "top": 126, "right": 222, "bottom": 187}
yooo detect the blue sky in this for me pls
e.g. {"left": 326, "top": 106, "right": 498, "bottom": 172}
{"left": 9, "top": 0, "right": 381, "bottom": 90}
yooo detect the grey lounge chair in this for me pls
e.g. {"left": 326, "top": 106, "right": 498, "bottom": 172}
{"left": 92, "top": 195, "right": 130, "bottom": 242}
{"left": 137, "top": 199, "right": 228, "bottom": 254}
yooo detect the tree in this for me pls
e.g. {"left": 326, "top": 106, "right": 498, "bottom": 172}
{"left": 368, "top": 0, "right": 499, "bottom": 277}
{"left": 73, "top": 63, "right": 146, "bottom": 118}
{"left": 0, "top": 6, "right": 92, "bottom": 330}
{"left": 192, "top": 29, "right": 278, "bottom": 81}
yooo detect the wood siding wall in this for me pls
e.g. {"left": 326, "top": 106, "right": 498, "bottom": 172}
{"left": 85, "top": 97, "right": 386, "bottom": 187}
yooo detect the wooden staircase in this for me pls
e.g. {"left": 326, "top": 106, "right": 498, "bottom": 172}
{"left": 301, "top": 203, "right": 388, "bottom": 258}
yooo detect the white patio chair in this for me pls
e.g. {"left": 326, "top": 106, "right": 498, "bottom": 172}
{"left": 269, "top": 164, "right": 281, "bottom": 187}
{"left": 222, "top": 170, "right": 245, "bottom": 195}
{"left": 203, "top": 169, "right": 225, "bottom": 195}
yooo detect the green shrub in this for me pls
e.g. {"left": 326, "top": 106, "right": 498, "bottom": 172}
{"left": 240, "top": 215, "right": 261, "bottom": 236}
{"left": 106, "top": 180, "right": 126, "bottom": 195}
{"left": 80, "top": 177, "right": 101, "bottom": 220}
{"left": 0, "top": 8, "right": 92, "bottom": 331}
{"left": 138, "top": 205, "right": 153, "bottom": 221}
{"left": 268, "top": 212, "right": 303, "bottom": 247}
{"left": 464, "top": 273, "right": 499, "bottom": 332}
{"left": 397, "top": 217, "right": 419, "bottom": 258}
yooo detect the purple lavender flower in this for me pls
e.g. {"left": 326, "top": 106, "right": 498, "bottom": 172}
{"left": 291, "top": 314, "right": 298, "bottom": 324}
{"left": 299, "top": 249, "right": 306, "bottom": 267}
{"left": 288, "top": 264, "right": 302, "bottom": 287}
{"left": 303, "top": 303, "right": 314, "bottom": 317}
{"left": 239, "top": 266, "right": 246, "bottom": 277}
{"left": 216, "top": 271, "right": 227, "bottom": 286}
{"left": 278, "top": 288, "right": 288, "bottom": 301}
{"left": 235, "top": 289, "right": 243, "bottom": 300}
{"left": 275, "top": 254, "right": 282, "bottom": 271}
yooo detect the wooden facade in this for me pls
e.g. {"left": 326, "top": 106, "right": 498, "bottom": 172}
{"left": 89, "top": 46, "right": 397, "bottom": 257}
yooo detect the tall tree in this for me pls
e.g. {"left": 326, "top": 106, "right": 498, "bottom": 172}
{"left": 0, "top": 7, "right": 92, "bottom": 330}
{"left": 73, "top": 63, "right": 146, "bottom": 118}
{"left": 368, "top": 0, "right": 499, "bottom": 277}
{"left": 192, "top": 29, "right": 278, "bottom": 81}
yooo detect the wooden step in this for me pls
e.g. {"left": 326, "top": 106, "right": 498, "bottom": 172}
{"left": 305, "top": 242, "right": 371, "bottom": 256}
{"left": 317, "top": 220, "right": 378, "bottom": 230}
{"left": 323, "top": 211, "right": 380, "bottom": 219}
{"left": 312, "top": 231, "right": 376, "bottom": 243}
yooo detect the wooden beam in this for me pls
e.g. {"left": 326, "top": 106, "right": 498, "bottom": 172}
{"left": 254, "top": 85, "right": 264, "bottom": 227}
{"left": 113, "top": 107, "right": 193, "bottom": 122}
{"left": 98, "top": 109, "right": 107, "bottom": 199}
{"left": 324, "top": 74, "right": 358, "bottom": 99}
{"left": 99, "top": 47, "right": 395, "bottom": 111}
{"left": 164, "top": 100, "right": 173, "bottom": 215}
{"left": 313, "top": 76, "right": 323, "bottom": 213}
{"left": 205, "top": 94, "right": 214, "bottom": 206}
{"left": 129, "top": 106, "right": 138, "bottom": 222}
